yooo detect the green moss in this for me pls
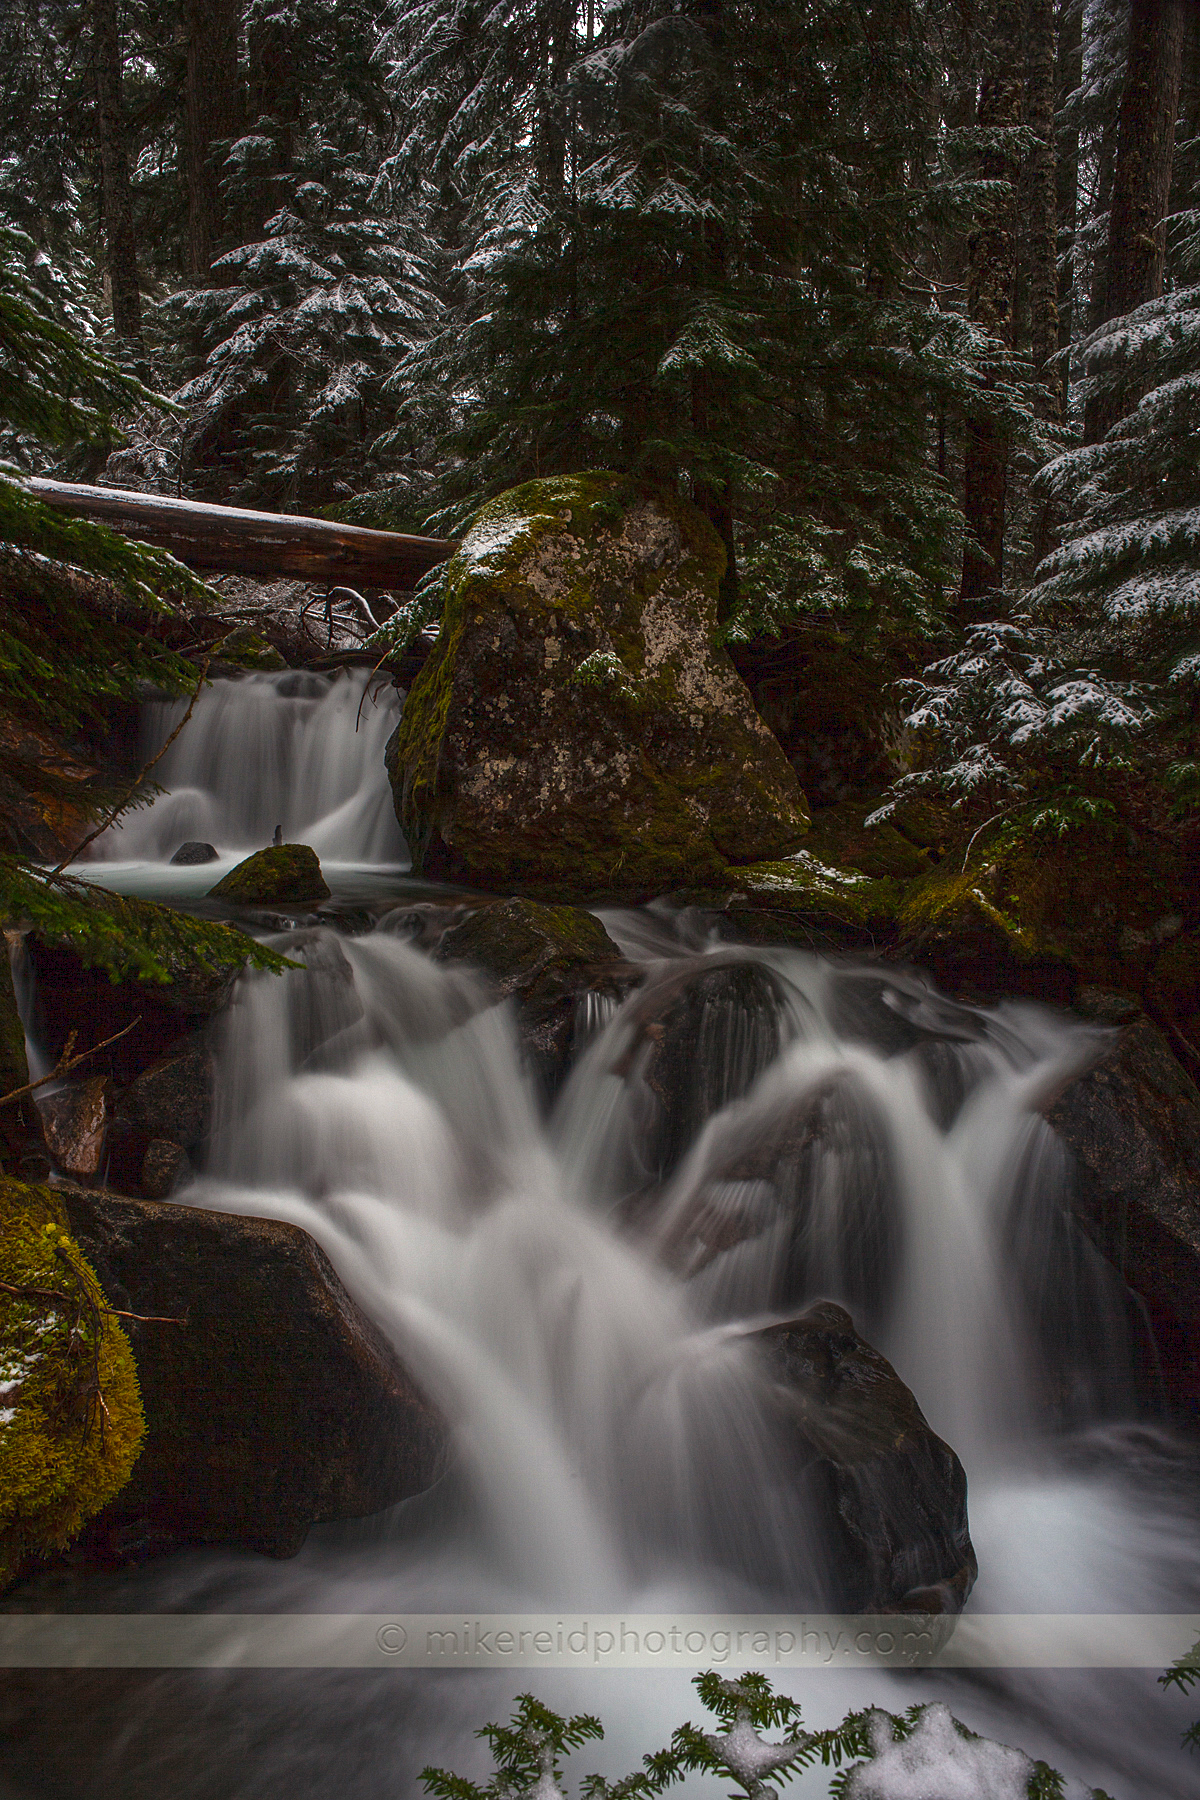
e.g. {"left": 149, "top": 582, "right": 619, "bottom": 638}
{"left": 805, "top": 797, "right": 931, "bottom": 879}
{"left": 209, "top": 844, "right": 331, "bottom": 906}
{"left": 213, "top": 625, "right": 287, "bottom": 671}
{"left": 720, "top": 850, "right": 901, "bottom": 940}
{"left": 0, "top": 1180, "right": 145, "bottom": 1587}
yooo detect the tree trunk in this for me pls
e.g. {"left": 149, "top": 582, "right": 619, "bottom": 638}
{"left": 1054, "top": 0, "right": 1083, "bottom": 373}
{"left": 1085, "top": 0, "right": 1187, "bottom": 442}
{"left": 961, "top": 0, "right": 1026, "bottom": 605}
{"left": 91, "top": 0, "right": 142, "bottom": 348}
{"left": 1026, "top": 0, "right": 1062, "bottom": 420}
{"left": 185, "top": 0, "right": 244, "bottom": 278}
{"left": 24, "top": 480, "right": 456, "bottom": 590}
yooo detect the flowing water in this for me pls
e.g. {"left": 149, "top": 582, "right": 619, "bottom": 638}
{"left": 87, "top": 669, "right": 407, "bottom": 894}
{"left": 6, "top": 674, "right": 1199, "bottom": 1798}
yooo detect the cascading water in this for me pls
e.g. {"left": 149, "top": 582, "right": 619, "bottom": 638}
{"left": 87, "top": 668, "right": 406, "bottom": 884}
{"left": 10, "top": 696, "right": 1199, "bottom": 1798}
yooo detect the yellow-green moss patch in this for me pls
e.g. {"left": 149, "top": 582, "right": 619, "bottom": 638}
{"left": 0, "top": 1180, "right": 144, "bottom": 1587}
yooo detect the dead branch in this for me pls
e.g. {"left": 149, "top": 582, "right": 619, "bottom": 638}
{"left": 0, "top": 1016, "right": 142, "bottom": 1108}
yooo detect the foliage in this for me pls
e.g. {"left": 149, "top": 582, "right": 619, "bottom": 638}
{"left": 1159, "top": 1634, "right": 1200, "bottom": 1753}
{"left": 379, "top": 0, "right": 1034, "bottom": 644}
{"left": 0, "top": 1181, "right": 145, "bottom": 1587}
{"left": 881, "top": 209, "right": 1200, "bottom": 839}
{"left": 163, "top": 151, "right": 437, "bottom": 509}
{"left": 420, "top": 1672, "right": 1113, "bottom": 1800}
{"left": 0, "top": 860, "right": 292, "bottom": 989}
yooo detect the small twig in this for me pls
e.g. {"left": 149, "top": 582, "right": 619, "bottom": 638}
{"left": 0, "top": 1278, "right": 184, "bottom": 1326}
{"left": 0, "top": 1016, "right": 142, "bottom": 1107}
{"left": 52, "top": 658, "right": 211, "bottom": 872}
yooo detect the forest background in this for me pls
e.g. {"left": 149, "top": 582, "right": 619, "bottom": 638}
{"left": 1, "top": 0, "right": 1199, "bottom": 884}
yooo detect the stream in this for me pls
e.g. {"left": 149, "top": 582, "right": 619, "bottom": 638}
{"left": 7, "top": 670, "right": 1199, "bottom": 1799}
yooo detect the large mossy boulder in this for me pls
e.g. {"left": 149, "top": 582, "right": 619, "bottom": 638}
{"left": 752, "top": 1303, "right": 976, "bottom": 1613}
{"left": 387, "top": 474, "right": 810, "bottom": 899}
{"left": 209, "top": 843, "right": 330, "bottom": 906}
{"left": 54, "top": 1186, "right": 448, "bottom": 1561}
{"left": 0, "top": 1182, "right": 145, "bottom": 1591}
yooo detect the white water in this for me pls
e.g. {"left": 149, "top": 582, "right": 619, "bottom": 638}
{"left": 13, "top": 673, "right": 1199, "bottom": 1796}
{"left": 87, "top": 669, "right": 407, "bottom": 891}
{"left": 58, "top": 920, "right": 1181, "bottom": 1798}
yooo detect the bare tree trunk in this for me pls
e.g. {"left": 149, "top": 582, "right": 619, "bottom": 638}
{"left": 1026, "top": 0, "right": 1062, "bottom": 420}
{"left": 91, "top": 0, "right": 142, "bottom": 348}
{"left": 185, "top": 0, "right": 244, "bottom": 278}
{"left": 961, "top": 0, "right": 1026, "bottom": 605}
{"left": 1055, "top": 0, "right": 1083, "bottom": 371}
{"left": 1085, "top": 0, "right": 1187, "bottom": 441}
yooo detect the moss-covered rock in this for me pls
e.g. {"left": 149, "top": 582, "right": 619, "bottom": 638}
{"left": 387, "top": 473, "right": 809, "bottom": 899}
{"left": 0, "top": 1181, "right": 144, "bottom": 1589}
{"left": 209, "top": 843, "right": 330, "bottom": 906}
{"left": 434, "top": 897, "right": 639, "bottom": 1095}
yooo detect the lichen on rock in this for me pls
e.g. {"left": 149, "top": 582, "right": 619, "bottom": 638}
{"left": 387, "top": 473, "right": 810, "bottom": 900}
{"left": 0, "top": 1180, "right": 144, "bottom": 1589}
{"left": 209, "top": 843, "right": 330, "bottom": 906}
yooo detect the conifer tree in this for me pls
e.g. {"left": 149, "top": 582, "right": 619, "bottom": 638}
{"left": 382, "top": 0, "right": 1026, "bottom": 650}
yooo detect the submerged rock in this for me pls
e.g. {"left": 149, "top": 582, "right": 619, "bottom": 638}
{"left": 169, "top": 841, "right": 219, "bottom": 865}
{"left": 607, "top": 953, "right": 794, "bottom": 1183}
{"left": 434, "top": 897, "right": 639, "bottom": 1094}
{"left": 1046, "top": 993, "right": 1200, "bottom": 1417}
{"left": 58, "top": 1188, "right": 449, "bottom": 1560}
{"left": 387, "top": 473, "right": 809, "bottom": 899}
{"left": 209, "top": 843, "right": 330, "bottom": 906}
{"left": 751, "top": 1303, "right": 976, "bottom": 1613}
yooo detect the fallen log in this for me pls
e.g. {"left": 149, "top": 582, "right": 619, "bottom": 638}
{"left": 24, "top": 479, "right": 456, "bottom": 592}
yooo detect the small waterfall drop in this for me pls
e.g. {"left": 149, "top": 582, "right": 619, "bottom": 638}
{"left": 91, "top": 668, "right": 405, "bottom": 871}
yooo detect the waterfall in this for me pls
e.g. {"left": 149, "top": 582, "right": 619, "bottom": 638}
{"left": 90, "top": 669, "right": 406, "bottom": 870}
{"left": 115, "top": 917, "right": 1190, "bottom": 1797}
{"left": 18, "top": 685, "right": 1199, "bottom": 1795}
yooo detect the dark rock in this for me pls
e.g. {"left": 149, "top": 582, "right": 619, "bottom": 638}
{"left": 387, "top": 474, "right": 809, "bottom": 899}
{"left": 1045, "top": 996, "right": 1200, "bottom": 1418}
{"left": 434, "top": 897, "right": 639, "bottom": 1094}
{"left": 731, "top": 627, "right": 907, "bottom": 808}
{"left": 652, "top": 1080, "right": 899, "bottom": 1325}
{"left": 114, "top": 1038, "right": 213, "bottom": 1150}
{"left": 751, "top": 1302, "right": 977, "bottom": 1613}
{"left": 209, "top": 843, "right": 330, "bottom": 906}
{"left": 58, "top": 1189, "right": 449, "bottom": 1560}
{"left": 169, "top": 841, "right": 219, "bottom": 865}
{"left": 610, "top": 954, "right": 793, "bottom": 1183}
{"left": 140, "top": 1139, "right": 188, "bottom": 1199}
{"left": 36, "top": 1077, "right": 109, "bottom": 1179}
{"left": 0, "top": 941, "right": 32, "bottom": 1174}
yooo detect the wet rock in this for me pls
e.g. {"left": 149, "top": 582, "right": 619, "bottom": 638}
{"left": 1045, "top": 994, "right": 1200, "bottom": 1418}
{"left": 139, "top": 1139, "right": 188, "bottom": 1199}
{"left": 610, "top": 954, "right": 793, "bottom": 1182}
{"left": 169, "top": 841, "right": 219, "bottom": 865}
{"left": 114, "top": 1038, "right": 213, "bottom": 1150}
{"left": 0, "top": 938, "right": 33, "bottom": 1174}
{"left": 653, "top": 1079, "right": 899, "bottom": 1325}
{"left": 209, "top": 843, "right": 330, "bottom": 906}
{"left": 434, "top": 897, "right": 639, "bottom": 1094}
{"left": 36, "top": 1077, "right": 109, "bottom": 1179}
{"left": 57, "top": 1188, "right": 449, "bottom": 1560}
{"left": 387, "top": 473, "right": 809, "bottom": 899}
{"left": 751, "top": 1303, "right": 976, "bottom": 1613}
